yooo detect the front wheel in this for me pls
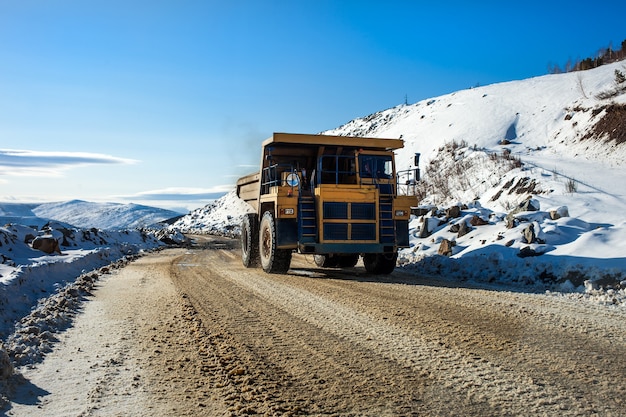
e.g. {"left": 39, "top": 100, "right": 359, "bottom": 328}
{"left": 259, "top": 211, "right": 292, "bottom": 274}
{"left": 363, "top": 253, "right": 397, "bottom": 275}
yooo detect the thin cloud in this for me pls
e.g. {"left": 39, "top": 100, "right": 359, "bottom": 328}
{"left": 117, "top": 186, "right": 232, "bottom": 202}
{"left": 0, "top": 149, "right": 138, "bottom": 177}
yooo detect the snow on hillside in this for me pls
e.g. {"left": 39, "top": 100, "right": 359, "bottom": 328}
{"left": 1, "top": 200, "right": 181, "bottom": 231}
{"left": 0, "top": 203, "right": 56, "bottom": 229}
{"left": 173, "top": 62, "right": 626, "bottom": 306}
{"left": 32, "top": 200, "right": 181, "bottom": 230}
{"left": 169, "top": 190, "right": 254, "bottom": 237}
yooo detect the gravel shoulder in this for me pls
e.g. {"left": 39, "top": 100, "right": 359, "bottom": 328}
{"left": 4, "top": 236, "right": 626, "bottom": 416}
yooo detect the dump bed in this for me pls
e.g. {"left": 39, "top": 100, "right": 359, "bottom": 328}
{"left": 236, "top": 172, "right": 261, "bottom": 210}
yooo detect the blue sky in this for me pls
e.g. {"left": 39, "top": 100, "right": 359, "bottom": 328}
{"left": 1, "top": 0, "right": 625, "bottom": 212}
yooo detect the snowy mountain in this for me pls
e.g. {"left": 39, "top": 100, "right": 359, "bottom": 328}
{"left": 0, "top": 200, "right": 182, "bottom": 230}
{"left": 175, "top": 61, "right": 626, "bottom": 301}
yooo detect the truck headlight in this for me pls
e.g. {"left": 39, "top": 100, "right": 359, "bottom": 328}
{"left": 395, "top": 210, "right": 407, "bottom": 217}
{"left": 281, "top": 208, "right": 295, "bottom": 215}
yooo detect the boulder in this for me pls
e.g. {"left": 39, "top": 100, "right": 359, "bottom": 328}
{"left": 522, "top": 224, "right": 536, "bottom": 244}
{"left": 0, "top": 346, "right": 13, "bottom": 379}
{"left": 32, "top": 236, "right": 62, "bottom": 255}
{"left": 505, "top": 197, "right": 540, "bottom": 227}
{"left": 549, "top": 206, "right": 569, "bottom": 220}
{"left": 457, "top": 221, "right": 471, "bottom": 237}
{"left": 520, "top": 198, "right": 540, "bottom": 212}
{"left": 418, "top": 217, "right": 430, "bottom": 238}
{"left": 518, "top": 246, "right": 540, "bottom": 258}
{"left": 470, "top": 215, "right": 489, "bottom": 226}
{"left": 445, "top": 205, "right": 461, "bottom": 219}
{"left": 438, "top": 239, "right": 455, "bottom": 256}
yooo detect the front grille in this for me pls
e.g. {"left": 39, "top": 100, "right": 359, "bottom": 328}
{"left": 322, "top": 201, "right": 377, "bottom": 242}
{"left": 351, "top": 203, "right": 376, "bottom": 220}
{"left": 323, "top": 202, "right": 348, "bottom": 219}
{"left": 323, "top": 223, "right": 348, "bottom": 240}
{"left": 351, "top": 223, "right": 376, "bottom": 240}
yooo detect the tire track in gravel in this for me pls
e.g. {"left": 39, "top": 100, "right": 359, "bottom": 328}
{"left": 172, "top": 250, "right": 429, "bottom": 416}
{"left": 223, "top": 262, "right": 569, "bottom": 416}
{"left": 168, "top": 247, "right": 622, "bottom": 416}
{"left": 282, "top": 265, "right": 626, "bottom": 416}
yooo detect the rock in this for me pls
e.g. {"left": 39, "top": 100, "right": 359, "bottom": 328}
{"left": 449, "top": 224, "right": 460, "bottom": 233}
{"left": 438, "top": 239, "right": 455, "bottom": 256}
{"left": 32, "top": 236, "right": 62, "bottom": 255}
{"left": 445, "top": 205, "right": 461, "bottom": 219}
{"left": 458, "top": 221, "right": 471, "bottom": 237}
{"left": 418, "top": 217, "right": 430, "bottom": 238}
{"left": 0, "top": 346, "right": 13, "bottom": 379}
{"left": 506, "top": 197, "right": 540, "bottom": 227}
{"left": 470, "top": 215, "right": 488, "bottom": 226}
{"left": 506, "top": 217, "right": 518, "bottom": 229}
{"left": 549, "top": 206, "right": 569, "bottom": 220}
{"left": 522, "top": 224, "right": 536, "bottom": 244}
{"left": 520, "top": 198, "right": 540, "bottom": 212}
{"left": 518, "top": 246, "right": 540, "bottom": 258}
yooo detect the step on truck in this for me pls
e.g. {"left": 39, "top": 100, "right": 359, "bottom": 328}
{"left": 237, "top": 132, "right": 418, "bottom": 274}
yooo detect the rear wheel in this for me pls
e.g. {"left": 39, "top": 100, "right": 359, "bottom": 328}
{"left": 259, "top": 211, "right": 292, "bottom": 274}
{"left": 241, "top": 214, "right": 260, "bottom": 267}
{"left": 363, "top": 253, "right": 397, "bottom": 274}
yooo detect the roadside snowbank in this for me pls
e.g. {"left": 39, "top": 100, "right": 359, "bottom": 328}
{"left": 0, "top": 220, "right": 167, "bottom": 401}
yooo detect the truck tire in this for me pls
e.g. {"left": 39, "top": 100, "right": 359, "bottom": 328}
{"left": 259, "top": 211, "right": 292, "bottom": 274}
{"left": 313, "top": 254, "right": 338, "bottom": 268}
{"left": 241, "top": 213, "right": 260, "bottom": 267}
{"left": 363, "top": 253, "right": 397, "bottom": 275}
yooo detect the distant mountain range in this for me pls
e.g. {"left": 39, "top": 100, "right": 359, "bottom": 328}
{"left": 0, "top": 200, "right": 181, "bottom": 230}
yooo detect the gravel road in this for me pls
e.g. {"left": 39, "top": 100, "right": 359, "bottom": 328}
{"left": 6, "top": 236, "right": 626, "bottom": 416}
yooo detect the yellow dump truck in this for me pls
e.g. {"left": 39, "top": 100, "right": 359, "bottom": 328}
{"left": 237, "top": 132, "right": 418, "bottom": 274}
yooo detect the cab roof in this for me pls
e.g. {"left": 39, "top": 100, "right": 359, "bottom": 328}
{"left": 262, "top": 132, "right": 404, "bottom": 151}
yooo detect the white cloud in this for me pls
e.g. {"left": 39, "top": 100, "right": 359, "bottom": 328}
{"left": 0, "top": 149, "right": 138, "bottom": 177}
{"left": 116, "top": 186, "right": 232, "bottom": 202}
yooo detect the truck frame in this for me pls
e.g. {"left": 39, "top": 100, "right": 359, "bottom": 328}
{"left": 237, "top": 132, "right": 418, "bottom": 274}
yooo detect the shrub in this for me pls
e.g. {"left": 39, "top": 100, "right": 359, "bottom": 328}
{"left": 566, "top": 178, "right": 578, "bottom": 193}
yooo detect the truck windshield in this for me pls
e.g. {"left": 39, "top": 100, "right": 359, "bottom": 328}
{"left": 359, "top": 155, "right": 393, "bottom": 179}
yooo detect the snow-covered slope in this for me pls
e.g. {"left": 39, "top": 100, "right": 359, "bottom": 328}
{"left": 169, "top": 190, "right": 254, "bottom": 237}
{"left": 0, "top": 203, "right": 51, "bottom": 229}
{"left": 31, "top": 200, "right": 181, "bottom": 230}
{"left": 326, "top": 62, "right": 626, "bottom": 170}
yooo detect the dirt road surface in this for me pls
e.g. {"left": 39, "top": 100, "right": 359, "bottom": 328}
{"left": 6, "top": 236, "right": 626, "bottom": 416}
